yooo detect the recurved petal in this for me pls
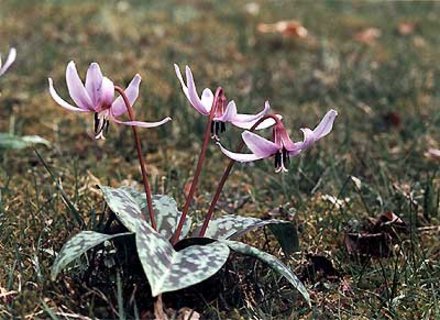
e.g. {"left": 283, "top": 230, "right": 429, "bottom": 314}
{"left": 0, "top": 47, "right": 17, "bottom": 76}
{"left": 299, "top": 109, "right": 338, "bottom": 150}
{"left": 111, "top": 74, "right": 141, "bottom": 117}
{"left": 185, "top": 66, "right": 211, "bottom": 115}
{"left": 85, "top": 63, "right": 103, "bottom": 106}
{"left": 242, "top": 131, "right": 279, "bottom": 157}
{"left": 217, "top": 142, "right": 266, "bottom": 163}
{"left": 216, "top": 100, "right": 237, "bottom": 122}
{"left": 232, "top": 114, "right": 283, "bottom": 130}
{"left": 111, "top": 116, "right": 172, "bottom": 128}
{"left": 48, "top": 78, "right": 90, "bottom": 112}
{"left": 174, "top": 64, "right": 190, "bottom": 98}
{"left": 311, "top": 109, "right": 338, "bottom": 139}
{"left": 231, "top": 100, "right": 270, "bottom": 123}
{"left": 66, "top": 61, "right": 94, "bottom": 110}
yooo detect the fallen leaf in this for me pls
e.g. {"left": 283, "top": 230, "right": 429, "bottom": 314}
{"left": 383, "top": 111, "right": 402, "bottom": 128}
{"left": 426, "top": 148, "right": 440, "bottom": 160}
{"left": 301, "top": 254, "right": 341, "bottom": 282}
{"left": 354, "top": 27, "right": 381, "bottom": 44}
{"left": 397, "top": 22, "right": 416, "bottom": 36}
{"left": 369, "top": 211, "right": 408, "bottom": 237}
{"left": 321, "top": 194, "right": 350, "bottom": 209}
{"left": 350, "top": 175, "right": 362, "bottom": 190}
{"left": 257, "top": 20, "right": 308, "bottom": 38}
{"left": 183, "top": 178, "right": 197, "bottom": 202}
{"left": 344, "top": 232, "right": 392, "bottom": 257}
{"left": 340, "top": 277, "right": 354, "bottom": 296}
{"left": 244, "top": 2, "right": 260, "bottom": 16}
{"left": 177, "top": 308, "right": 200, "bottom": 320}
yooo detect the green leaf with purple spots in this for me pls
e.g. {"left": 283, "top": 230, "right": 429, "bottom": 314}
{"left": 100, "top": 186, "right": 143, "bottom": 233}
{"left": 193, "top": 215, "right": 288, "bottom": 241}
{"left": 136, "top": 220, "right": 230, "bottom": 296}
{"left": 222, "top": 240, "right": 310, "bottom": 305}
{"left": 101, "top": 186, "right": 191, "bottom": 240}
{"left": 51, "top": 231, "right": 131, "bottom": 281}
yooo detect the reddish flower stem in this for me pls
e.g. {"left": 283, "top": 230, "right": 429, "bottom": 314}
{"left": 171, "top": 87, "right": 224, "bottom": 244}
{"left": 114, "top": 86, "right": 157, "bottom": 231}
{"left": 198, "top": 114, "right": 281, "bottom": 237}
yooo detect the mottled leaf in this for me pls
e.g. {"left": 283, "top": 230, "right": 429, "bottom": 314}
{"left": 0, "top": 133, "right": 50, "bottom": 150}
{"left": 193, "top": 215, "right": 288, "bottom": 241}
{"left": 100, "top": 186, "right": 144, "bottom": 233}
{"left": 136, "top": 220, "right": 230, "bottom": 296}
{"left": 101, "top": 186, "right": 191, "bottom": 239}
{"left": 51, "top": 231, "right": 131, "bottom": 280}
{"left": 223, "top": 240, "right": 310, "bottom": 305}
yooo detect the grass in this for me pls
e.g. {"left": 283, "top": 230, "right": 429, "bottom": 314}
{"left": 1, "top": 0, "right": 439, "bottom": 319}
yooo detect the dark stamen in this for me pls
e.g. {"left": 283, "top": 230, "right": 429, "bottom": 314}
{"left": 94, "top": 113, "right": 99, "bottom": 133}
{"left": 220, "top": 122, "right": 226, "bottom": 133}
{"left": 274, "top": 151, "right": 281, "bottom": 169}
{"left": 282, "top": 148, "right": 289, "bottom": 165}
{"left": 210, "top": 122, "right": 215, "bottom": 135}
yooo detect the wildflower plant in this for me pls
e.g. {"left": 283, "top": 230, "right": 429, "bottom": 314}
{"left": 49, "top": 61, "right": 337, "bottom": 316}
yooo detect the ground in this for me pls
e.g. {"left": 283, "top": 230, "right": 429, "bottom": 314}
{"left": 0, "top": 1, "right": 439, "bottom": 319}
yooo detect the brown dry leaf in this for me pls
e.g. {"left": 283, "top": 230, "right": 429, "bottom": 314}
{"left": 177, "top": 308, "right": 200, "bottom": 320}
{"left": 354, "top": 27, "right": 381, "bottom": 44}
{"left": 398, "top": 22, "right": 416, "bottom": 36}
{"left": 368, "top": 211, "right": 408, "bottom": 237}
{"left": 340, "top": 277, "right": 354, "bottom": 296}
{"left": 344, "top": 232, "right": 392, "bottom": 257}
{"left": 183, "top": 178, "right": 197, "bottom": 202}
{"left": 301, "top": 254, "right": 341, "bottom": 282}
{"left": 376, "top": 211, "right": 405, "bottom": 225}
{"left": 257, "top": 20, "right": 308, "bottom": 38}
{"left": 0, "top": 286, "right": 17, "bottom": 304}
{"left": 426, "top": 148, "right": 440, "bottom": 160}
{"left": 383, "top": 111, "right": 402, "bottom": 128}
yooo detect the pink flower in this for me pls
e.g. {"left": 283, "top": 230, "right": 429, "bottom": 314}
{"left": 49, "top": 61, "right": 171, "bottom": 139}
{"left": 218, "top": 109, "right": 338, "bottom": 173}
{"left": 174, "top": 64, "right": 276, "bottom": 137}
{"left": 0, "top": 48, "right": 17, "bottom": 77}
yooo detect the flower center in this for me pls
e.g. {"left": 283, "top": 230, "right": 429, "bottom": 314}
{"left": 211, "top": 91, "right": 228, "bottom": 139}
{"left": 274, "top": 147, "right": 289, "bottom": 173}
{"left": 210, "top": 121, "right": 226, "bottom": 139}
{"left": 94, "top": 111, "right": 110, "bottom": 140}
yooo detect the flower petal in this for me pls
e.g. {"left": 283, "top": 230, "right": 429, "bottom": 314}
{"left": 298, "top": 109, "right": 338, "bottom": 150}
{"left": 111, "top": 74, "right": 141, "bottom": 117}
{"left": 232, "top": 100, "right": 270, "bottom": 123}
{"left": 217, "top": 142, "right": 266, "bottom": 163}
{"left": 66, "top": 61, "right": 94, "bottom": 110}
{"left": 100, "top": 77, "right": 115, "bottom": 109}
{"left": 311, "top": 109, "right": 338, "bottom": 139}
{"left": 200, "top": 88, "right": 214, "bottom": 113}
{"left": 0, "top": 47, "right": 17, "bottom": 77}
{"left": 111, "top": 116, "right": 172, "bottom": 128}
{"left": 186, "top": 66, "right": 212, "bottom": 115}
{"left": 230, "top": 101, "right": 278, "bottom": 130}
{"left": 174, "top": 64, "right": 211, "bottom": 115}
{"left": 215, "top": 100, "right": 237, "bottom": 122}
{"left": 85, "top": 63, "right": 103, "bottom": 106}
{"left": 48, "top": 78, "right": 90, "bottom": 112}
{"left": 242, "top": 131, "right": 279, "bottom": 157}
